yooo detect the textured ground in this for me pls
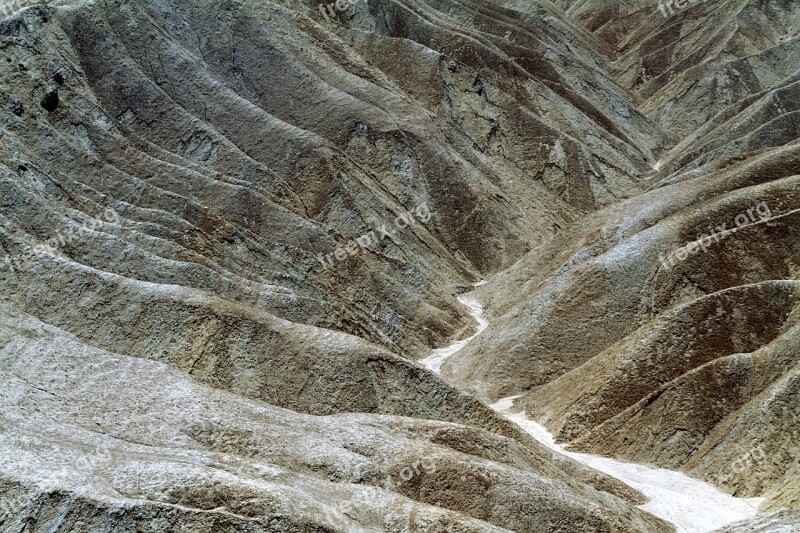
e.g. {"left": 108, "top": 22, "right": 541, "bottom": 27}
{"left": 0, "top": 0, "right": 798, "bottom": 531}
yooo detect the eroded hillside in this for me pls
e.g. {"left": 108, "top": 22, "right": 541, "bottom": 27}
{"left": 0, "top": 0, "right": 797, "bottom": 531}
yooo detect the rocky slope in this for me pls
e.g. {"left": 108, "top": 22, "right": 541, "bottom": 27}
{"left": 1, "top": 302, "right": 673, "bottom": 532}
{"left": 440, "top": 0, "right": 800, "bottom": 525}
{"left": 0, "top": 0, "right": 798, "bottom": 531}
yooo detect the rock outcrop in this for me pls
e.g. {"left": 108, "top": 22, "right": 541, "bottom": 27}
{"left": 1, "top": 0, "right": 798, "bottom": 530}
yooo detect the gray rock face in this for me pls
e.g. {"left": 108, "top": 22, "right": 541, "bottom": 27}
{"left": 438, "top": 0, "right": 800, "bottom": 525}
{"left": 0, "top": 304, "right": 670, "bottom": 532}
{"left": 0, "top": 0, "right": 798, "bottom": 530}
{"left": 714, "top": 510, "right": 800, "bottom": 533}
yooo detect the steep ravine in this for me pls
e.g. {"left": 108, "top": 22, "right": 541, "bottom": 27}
{"left": 426, "top": 282, "right": 764, "bottom": 533}
{"left": 1, "top": 0, "right": 797, "bottom": 529}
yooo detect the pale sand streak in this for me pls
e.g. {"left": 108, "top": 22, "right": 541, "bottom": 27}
{"left": 490, "top": 396, "right": 763, "bottom": 533}
{"left": 419, "top": 286, "right": 488, "bottom": 374}
{"left": 422, "top": 284, "right": 763, "bottom": 533}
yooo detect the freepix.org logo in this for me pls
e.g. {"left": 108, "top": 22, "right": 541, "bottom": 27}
{"left": 658, "top": 0, "right": 711, "bottom": 18}
{"left": 318, "top": 202, "right": 431, "bottom": 271}
{"left": 2, "top": 208, "right": 120, "bottom": 274}
{"left": 658, "top": 201, "right": 771, "bottom": 271}
{"left": 319, "top": 0, "right": 367, "bottom": 22}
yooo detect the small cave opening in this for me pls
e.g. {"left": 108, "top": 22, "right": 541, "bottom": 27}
{"left": 40, "top": 90, "right": 59, "bottom": 112}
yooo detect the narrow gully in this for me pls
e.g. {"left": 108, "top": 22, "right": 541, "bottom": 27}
{"left": 422, "top": 283, "right": 762, "bottom": 533}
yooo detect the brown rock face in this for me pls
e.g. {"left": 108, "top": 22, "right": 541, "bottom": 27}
{"left": 0, "top": 0, "right": 798, "bottom": 531}
{"left": 438, "top": 0, "right": 800, "bottom": 525}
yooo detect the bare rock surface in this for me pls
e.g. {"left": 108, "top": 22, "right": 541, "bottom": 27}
{"left": 0, "top": 303, "right": 671, "bottom": 532}
{"left": 1, "top": 0, "right": 798, "bottom": 530}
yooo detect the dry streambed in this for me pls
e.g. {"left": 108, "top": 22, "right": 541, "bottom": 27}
{"left": 426, "top": 284, "right": 763, "bottom": 533}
